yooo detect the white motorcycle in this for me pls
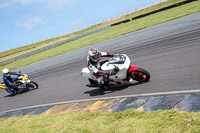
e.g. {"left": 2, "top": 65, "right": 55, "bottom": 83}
{"left": 81, "top": 54, "right": 150, "bottom": 89}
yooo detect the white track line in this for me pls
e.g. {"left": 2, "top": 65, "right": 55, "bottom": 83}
{"left": 0, "top": 89, "right": 200, "bottom": 114}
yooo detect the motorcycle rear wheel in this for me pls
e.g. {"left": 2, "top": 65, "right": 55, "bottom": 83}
{"left": 130, "top": 67, "right": 150, "bottom": 82}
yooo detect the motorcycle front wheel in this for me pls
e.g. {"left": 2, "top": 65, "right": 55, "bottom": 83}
{"left": 130, "top": 67, "right": 150, "bottom": 82}
{"left": 26, "top": 81, "right": 38, "bottom": 90}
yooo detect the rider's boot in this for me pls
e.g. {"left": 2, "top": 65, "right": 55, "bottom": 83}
{"left": 9, "top": 89, "right": 15, "bottom": 96}
{"left": 86, "top": 83, "right": 99, "bottom": 87}
{"left": 99, "top": 80, "right": 110, "bottom": 90}
{"left": 86, "top": 79, "right": 99, "bottom": 87}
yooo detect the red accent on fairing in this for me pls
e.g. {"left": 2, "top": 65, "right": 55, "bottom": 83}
{"left": 92, "top": 74, "right": 99, "bottom": 79}
{"left": 97, "top": 70, "right": 107, "bottom": 75}
{"left": 128, "top": 66, "right": 139, "bottom": 73}
{"left": 107, "top": 53, "right": 114, "bottom": 56}
{"left": 109, "top": 79, "right": 114, "bottom": 82}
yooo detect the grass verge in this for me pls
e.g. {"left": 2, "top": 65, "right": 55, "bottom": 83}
{"left": 0, "top": 0, "right": 200, "bottom": 72}
{"left": 0, "top": 0, "right": 190, "bottom": 62}
{"left": 0, "top": 110, "right": 200, "bottom": 133}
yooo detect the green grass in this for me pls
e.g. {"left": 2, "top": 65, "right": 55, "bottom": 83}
{"left": 0, "top": 0, "right": 199, "bottom": 72}
{"left": 0, "top": 110, "right": 200, "bottom": 133}
{"left": 0, "top": 0, "right": 189, "bottom": 62}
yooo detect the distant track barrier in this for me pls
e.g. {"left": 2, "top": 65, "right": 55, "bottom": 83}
{"left": 0, "top": 0, "right": 197, "bottom": 66}
{"left": 0, "top": 25, "right": 111, "bottom": 66}
{"left": 111, "top": 0, "right": 197, "bottom": 26}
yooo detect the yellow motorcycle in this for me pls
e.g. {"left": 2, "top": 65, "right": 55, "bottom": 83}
{"left": 0, "top": 72, "right": 38, "bottom": 95}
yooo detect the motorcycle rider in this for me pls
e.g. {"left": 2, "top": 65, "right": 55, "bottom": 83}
{"left": 2, "top": 68, "right": 19, "bottom": 95}
{"left": 87, "top": 48, "right": 118, "bottom": 89}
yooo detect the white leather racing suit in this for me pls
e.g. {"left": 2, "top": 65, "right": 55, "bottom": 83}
{"left": 87, "top": 51, "right": 114, "bottom": 83}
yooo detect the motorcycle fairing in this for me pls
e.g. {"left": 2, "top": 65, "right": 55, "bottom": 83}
{"left": 101, "top": 54, "right": 130, "bottom": 82}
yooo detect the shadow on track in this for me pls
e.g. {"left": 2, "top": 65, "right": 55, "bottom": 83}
{"left": 2, "top": 88, "right": 38, "bottom": 98}
{"left": 84, "top": 82, "right": 143, "bottom": 96}
{"left": 3, "top": 90, "right": 28, "bottom": 97}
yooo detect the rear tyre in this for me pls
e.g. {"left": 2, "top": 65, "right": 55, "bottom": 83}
{"left": 26, "top": 81, "right": 38, "bottom": 90}
{"left": 130, "top": 67, "right": 150, "bottom": 82}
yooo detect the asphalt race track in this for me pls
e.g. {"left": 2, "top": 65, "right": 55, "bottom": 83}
{"left": 0, "top": 13, "right": 200, "bottom": 113}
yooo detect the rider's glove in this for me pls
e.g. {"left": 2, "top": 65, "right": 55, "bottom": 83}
{"left": 11, "top": 84, "right": 15, "bottom": 87}
{"left": 109, "top": 70, "right": 114, "bottom": 75}
{"left": 15, "top": 84, "right": 18, "bottom": 88}
{"left": 112, "top": 70, "right": 117, "bottom": 75}
{"left": 11, "top": 84, "right": 17, "bottom": 88}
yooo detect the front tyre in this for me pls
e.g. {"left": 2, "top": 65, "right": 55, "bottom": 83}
{"left": 26, "top": 81, "right": 38, "bottom": 90}
{"left": 130, "top": 67, "right": 150, "bottom": 82}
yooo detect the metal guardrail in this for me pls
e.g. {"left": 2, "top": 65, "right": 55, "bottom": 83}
{"left": 0, "top": 25, "right": 111, "bottom": 66}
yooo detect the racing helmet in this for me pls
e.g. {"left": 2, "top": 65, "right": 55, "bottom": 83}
{"left": 2, "top": 68, "right": 10, "bottom": 77}
{"left": 88, "top": 48, "right": 101, "bottom": 62}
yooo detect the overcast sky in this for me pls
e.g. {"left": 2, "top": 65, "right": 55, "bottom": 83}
{"left": 0, "top": 0, "right": 165, "bottom": 52}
